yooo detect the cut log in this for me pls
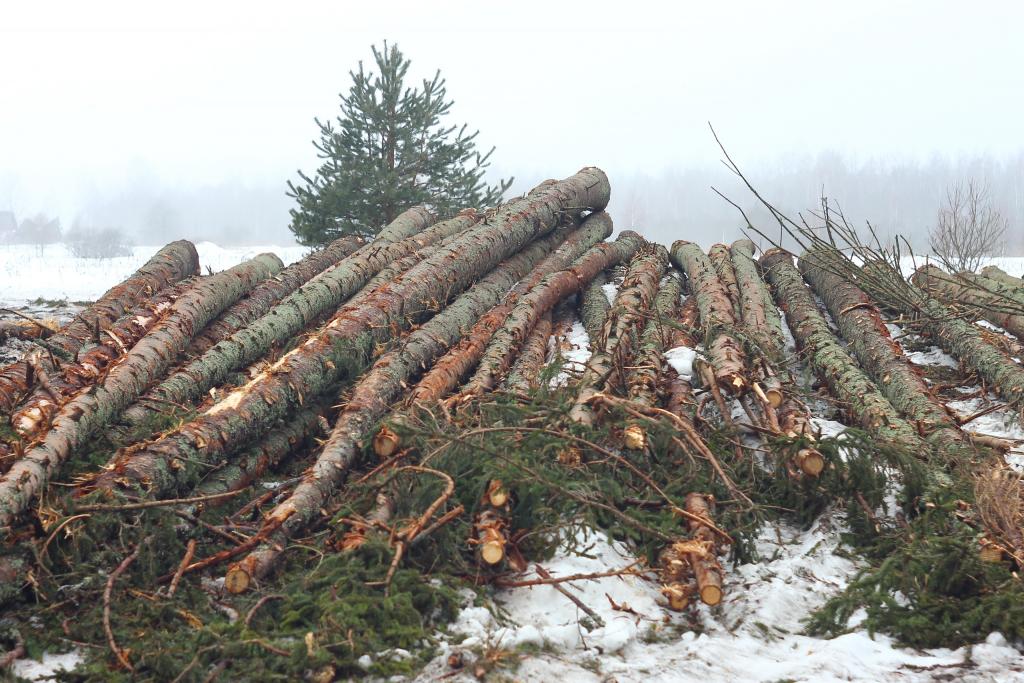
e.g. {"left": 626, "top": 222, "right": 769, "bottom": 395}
{"left": 800, "top": 249, "right": 977, "bottom": 465}
{"left": 578, "top": 270, "right": 612, "bottom": 348}
{"left": 0, "top": 253, "right": 283, "bottom": 530}
{"left": 92, "top": 169, "right": 611, "bottom": 506}
{"left": 980, "top": 265, "right": 1024, "bottom": 291}
{"left": 910, "top": 264, "right": 1024, "bottom": 342}
{"left": 503, "top": 311, "right": 553, "bottom": 394}
{"left": 670, "top": 241, "right": 748, "bottom": 395}
{"left": 0, "top": 240, "right": 200, "bottom": 416}
{"left": 683, "top": 493, "right": 724, "bottom": 606}
{"left": 759, "top": 249, "right": 927, "bottom": 453}
{"left": 407, "top": 211, "right": 615, "bottom": 404}
{"left": 119, "top": 208, "right": 459, "bottom": 427}
{"left": 628, "top": 271, "right": 683, "bottom": 410}
{"left": 570, "top": 244, "right": 668, "bottom": 425}
{"left": 730, "top": 239, "right": 785, "bottom": 361}
{"left": 223, "top": 226, "right": 581, "bottom": 586}
{"left": 11, "top": 277, "right": 199, "bottom": 439}
{"left": 187, "top": 235, "right": 363, "bottom": 356}
{"left": 0, "top": 320, "right": 57, "bottom": 342}
{"left": 708, "top": 243, "right": 741, "bottom": 318}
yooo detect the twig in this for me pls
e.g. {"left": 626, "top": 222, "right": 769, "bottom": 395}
{"left": 533, "top": 564, "right": 604, "bottom": 624}
{"left": 104, "top": 540, "right": 148, "bottom": 672}
{"left": 494, "top": 562, "right": 644, "bottom": 587}
{"left": 244, "top": 594, "right": 285, "bottom": 628}
{"left": 167, "top": 539, "right": 197, "bottom": 599}
{"left": 77, "top": 489, "right": 246, "bottom": 512}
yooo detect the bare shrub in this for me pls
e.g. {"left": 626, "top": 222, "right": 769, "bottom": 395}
{"left": 65, "top": 227, "right": 133, "bottom": 259}
{"left": 929, "top": 179, "right": 1008, "bottom": 273}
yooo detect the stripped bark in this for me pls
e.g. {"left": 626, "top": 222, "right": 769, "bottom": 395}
{"left": 0, "top": 254, "right": 283, "bottom": 529}
{"left": 800, "top": 249, "right": 975, "bottom": 464}
{"left": 570, "top": 244, "right": 668, "bottom": 425}
{"left": 503, "top": 311, "right": 553, "bottom": 394}
{"left": 910, "top": 264, "right": 1024, "bottom": 342}
{"left": 670, "top": 241, "right": 748, "bottom": 395}
{"left": 92, "top": 169, "right": 611, "bottom": 504}
{"left": 224, "top": 229, "right": 573, "bottom": 588}
{"left": 187, "top": 235, "right": 363, "bottom": 356}
{"left": 859, "top": 260, "right": 1024, "bottom": 408}
{"left": 11, "top": 278, "right": 199, "bottom": 439}
{"left": 0, "top": 241, "right": 200, "bottom": 416}
{"left": 579, "top": 270, "right": 612, "bottom": 347}
{"left": 759, "top": 249, "right": 927, "bottom": 453}
{"left": 407, "top": 211, "right": 614, "bottom": 404}
{"left": 120, "top": 208, "right": 457, "bottom": 427}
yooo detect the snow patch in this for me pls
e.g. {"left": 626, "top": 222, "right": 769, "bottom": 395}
{"left": 905, "top": 346, "right": 960, "bottom": 368}
{"left": 12, "top": 650, "right": 83, "bottom": 680}
{"left": 664, "top": 346, "right": 697, "bottom": 380}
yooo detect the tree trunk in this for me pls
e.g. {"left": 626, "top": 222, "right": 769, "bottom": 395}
{"left": 859, "top": 260, "right": 1024, "bottom": 408}
{"left": 0, "top": 240, "right": 200, "bottom": 416}
{"left": 570, "top": 244, "right": 668, "bottom": 425}
{"left": 11, "top": 277, "right": 199, "bottom": 439}
{"left": 223, "top": 226, "right": 575, "bottom": 589}
{"left": 800, "top": 249, "right": 975, "bottom": 465}
{"left": 187, "top": 235, "right": 363, "bottom": 356}
{"left": 91, "top": 169, "right": 611, "bottom": 504}
{"left": 910, "top": 264, "right": 1024, "bottom": 342}
{"left": 578, "top": 270, "right": 611, "bottom": 348}
{"left": 708, "top": 243, "right": 741, "bottom": 319}
{"left": 759, "top": 249, "right": 927, "bottom": 453}
{"left": 407, "top": 211, "right": 614, "bottom": 404}
{"left": 0, "top": 254, "right": 283, "bottom": 529}
{"left": 503, "top": 311, "right": 553, "bottom": 393}
{"left": 670, "top": 241, "right": 748, "bottom": 395}
{"left": 119, "top": 208, "right": 458, "bottom": 427}
{"left": 628, "top": 271, "right": 682, "bottom": 410}
{"left": 464, "top": 227, "right": 645, "bottom": 399}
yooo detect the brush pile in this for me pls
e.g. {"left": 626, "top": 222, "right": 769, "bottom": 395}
{"left": 1, "top": 168, "right": 1023, "bottom": 681}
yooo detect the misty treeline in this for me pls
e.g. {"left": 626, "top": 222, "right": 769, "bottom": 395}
{"left": 608, "top": 151, "right": 1024, "bottom": 256}
{"left": 5, "top": 152, "right": 1024, "bottom": 255}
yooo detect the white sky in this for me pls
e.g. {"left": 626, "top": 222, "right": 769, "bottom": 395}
{"left": 2, "top": 0, "right": 1023, "bottom": 225}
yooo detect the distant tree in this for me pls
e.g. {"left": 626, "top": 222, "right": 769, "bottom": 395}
{"left": 929, "top": 179, "right": 1008, "bottom": 273}
{"left": 17, "top": 213, "right": 61, "bottom": 254}
{"left": 66, "top": 220, "right": 132, "bottom": 259}
{"left": 287, "top": 43, "right": 512, "bottom": 246}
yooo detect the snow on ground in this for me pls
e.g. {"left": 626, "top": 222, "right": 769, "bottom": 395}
{"left": 419, "top": 520, "right": 1024, "bottom": 682}
{"left": 11, "top": 651, "right": 83, "bottom": 681}
{"left": 549, "top": 320, "right": 592, "bottom": 387}
{"left": 898, "top": 255, "right": 1024, "bottom": 278}
{"left": 0, "top": 242, "right": 308, "bottom": 304}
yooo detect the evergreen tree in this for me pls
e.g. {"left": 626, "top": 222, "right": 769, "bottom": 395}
{"left": 287, "top": 43, "right": 512, "bottom": 246}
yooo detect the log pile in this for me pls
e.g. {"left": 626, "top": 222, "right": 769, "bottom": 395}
{"left": 1, "top": 166, "right": 1022, "bottom": 678}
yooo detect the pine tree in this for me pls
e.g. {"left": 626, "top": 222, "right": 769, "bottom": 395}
{"left": 287, "top": 43, "right": 512, "bottom": 246}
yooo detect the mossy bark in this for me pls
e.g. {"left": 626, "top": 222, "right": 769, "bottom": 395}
{"left": 708, "top": 243, "right": 741, "bottom": 319}
{"left": 670, "top": 241, "right": 748, "bottom": 395}
{"left": 980, "top": 265, "right": 1024, "bottom": 291}
{"left": 92, "top": 169, "right": 611, "bottom": 502}
{"left": 225, "top": 227, "right": 573, "bottom": 587}
{"left": 0, "top": 240, "right": 200, "bottom": 416}
{"left": 627, "top": 271, "right": 683, "bottom": 409}
{"left": 0, "top": 253, "right": 283, "bottom": 529}
{"left": 120, "top": 208, "right": 457, "bottom": 427}
{"left": 911, "top": 264, "right": 1024, "bottom": 342}
{"left": 759, "top": 249, "right": 927, "bottom": 453}
{"left": 407, "top": 211, "right": 613, "bottom": 404}
{"left": 503, "top": 311, "right": 553, "bottom": 393}
{"left": 800, "top": 249, "right": 974, "bottom": 464}
{"left": 578, "top": 270, "right": 612, "bottom": 348}
{"left": 187, "top": 235, "right": 363, "bottom": 356}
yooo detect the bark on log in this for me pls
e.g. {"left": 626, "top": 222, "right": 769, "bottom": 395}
{"left": 759, "top": 249, "right": 927, "bottom": 453}
{"left": 11, "top": 278, "right": 199, "bottom": 439}
{"left": 120, "top": 208, "right": 456, "bottom": 427}
{"left": 910, "top": 264, "right": 1024, "bottom": 342}
{"left": 503, "top": 311, "right": 553, "bottom": 394}
{"left": 627, "top": 272, "right": 683, "bottom": 410}
{"left": 0, "top": 241, "right": 200, "bottom": 416}
{"left": 664, "top": 297, "right": 701, "bottom": 421}
{"left": 407, "top": 211, "right": 614, "bottom": 404}
{"left": 570, "top": 244, "right": 668, "bottom": 425}
{"left": 859, "top": 260, "right": 1024, "bottom": 409}
{"left": 579, "top": 270, "right": 612, "bottom": 348}
{"left": 0, "top": 321, "right": 57, "bottom": 342}
{"left": 0, "top": 253, "right": 283, "bottom": 529}
{"left": 223, "top": 227, "right": 573, "bottom": 588}
{"left": 683, "top": 493, "right": 724, "bottom": 606}
{"left": 800, "top": 249, "right": 975, "bottom": 464}
{"left": 187, "top": 236, "right": 363, "bottom": 356}
{"left": 730, "top": 239, "right": 785, "bottom": 360}
{"left": 93, "top": 169, "right": 611, "bottom": 504}
{"left": 670, "top": 241, "right": 748, "bottom": 395}
{"left": 980, "top": 265, "right": 1024, "bottom": 291}
{"left": 708, "top": 244, "right": 741, "bottom": 319}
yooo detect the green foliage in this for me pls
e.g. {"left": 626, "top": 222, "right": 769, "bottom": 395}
{"left": 287, "top": 43, "right": 512, "bottom": 246}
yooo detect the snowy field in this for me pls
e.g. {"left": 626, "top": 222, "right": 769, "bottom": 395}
{"left": 0, "top": 242, "right": 308, "bottom": 304}
{"left": 5, "top": 248, "right": 1024, "bottom": 681}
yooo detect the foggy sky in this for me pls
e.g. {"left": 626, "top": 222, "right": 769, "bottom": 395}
{"left": 3, "top": 1, "right": 1023, "bottom": 248}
